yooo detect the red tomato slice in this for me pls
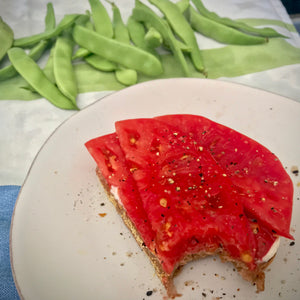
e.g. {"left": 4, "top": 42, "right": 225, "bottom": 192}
{"left": 115, "top": 118, "right": 258, "bottom": 273}
{"left": 85, "top": 133, "right": 155, "bottom": 250}
{"left": 155, "top": 114, "right": 293, "bottom": 239}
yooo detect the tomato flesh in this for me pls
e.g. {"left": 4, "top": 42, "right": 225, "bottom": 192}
{"left": 156, "top": 114, "right": 293, "bottom": 239}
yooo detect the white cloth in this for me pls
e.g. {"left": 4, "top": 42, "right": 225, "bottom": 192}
{"left": 0, "top": 0, "right": 299, "bottom": 185}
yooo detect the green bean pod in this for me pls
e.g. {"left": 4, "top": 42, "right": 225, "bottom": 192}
{"left": 127, "top": 16, "right": 159, "bottom": 58}
{"left": 112, "top": 3, "right": 131, "bottom": 44}
{"left": 149, "top": 0, "right": 205, "bottom": 73}
{"left": 73, "top": 25, "right": 163, "bottom": 76}
{"left": 145, "top": 27, "right": 163, "bottom": 48}
{"left": 0, "top": 17, "right": 14, "bottom": 62}
{"left": 85, "top": 0, "right": 116, "bottom": 69}
{"left": 53, "top": 36, "right": 77, "bottom": 105}
{"left": 115, "top": 68, "right": 138, "bottom": 86}
{"left": 7, "top": 47, "right": 78, "bottom": 110}
{"left": 0, "top": 40, "right": 49, "bottom": 81}
{"left": 189, "top": 6, "right": 267, "bottom": 45}
{"left": 88, "top": 0, "right": 113, "bottom": 38}
{"left": 72, "top": 19, "right": 94, "bottom": 60}
{"left": 85, "top": 54, "right": 118, "bottom": 71}
{"left": 111, "top": 2, "right": 138, "bottom": 86}
{"left": 191, "top": 0, "right": 286, "bottom": 38}
{"left": 43, "top": 46, "right": 56, "bottom": 84}
{"left": 176, "top": 0, "right": 190, "bottom": 13}
{"left": 127, "top": 16, "right": 147, "bottom": 48}
{"left": 20, "top": 2, "right": 56, "bottom": 93}
{"left": 45, "top": 2, "right": 56, "bottom": 31}
{"left": 132, "top": 1, "right": 190, "bottom": 77}
{"left": 13, "top": 14, "right": 80, "bottom": 47}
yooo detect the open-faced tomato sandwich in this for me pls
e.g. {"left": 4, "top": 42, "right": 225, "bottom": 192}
{"left": 85, "top": 114, "right": 294, "bottom": 298}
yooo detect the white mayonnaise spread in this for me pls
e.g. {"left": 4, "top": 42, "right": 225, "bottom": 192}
{"left": 110, "top": 185, "right": 123, "bottom": 206}
{"left": 260, "top": 237, "right": 280, "bottom": 263}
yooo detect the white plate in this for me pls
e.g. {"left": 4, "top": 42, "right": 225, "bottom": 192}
{"left": 10, "top": 78, "right": 300, "bottom": 300}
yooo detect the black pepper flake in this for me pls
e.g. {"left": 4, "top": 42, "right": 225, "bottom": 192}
{"left": 290, "top": 241, "right": 295, "bottom": 246}
{"left": 100, "top": 203, "right": 105, "bottom": 206}
{"left": 202, "top": 292, "right": 207, "bottom": 297}
{"left": 146, "top": 290, "right": 153, "bottom": 296}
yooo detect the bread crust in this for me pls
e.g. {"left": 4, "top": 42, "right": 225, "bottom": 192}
{"left": 96, "top": 168, "right": 275, "bottom": 298}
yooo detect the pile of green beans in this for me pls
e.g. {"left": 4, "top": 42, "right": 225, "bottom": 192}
{"left": 0, "top": 0, "right": 287, "bottom": 110}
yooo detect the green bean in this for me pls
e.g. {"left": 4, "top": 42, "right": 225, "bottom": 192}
{"left": 149, "top": 0, "right": 204, "bottom": 73}
{"left": 45, "top": 3, "right": 56, "bottom": 31}
{"left": 21, "top": 3, "right": 57, "bottom": 92}
{"left": 112, "top": 2, "right": 130, "bottom": 44}
{"left": 7, "top": 47, "right": 78, "bottom": 110}
{"left": 144, "top": 27, "right": 163, "bottom": 48}
{"left": 111, "top": 2, "right": 138, "bottom": 86}
{"left": 127, "top": 16, "right": 147, "bottom": 48}
{"left": 127, "top": 16, "right": 160, "bottom": 59}
{"left": 132, "top": 1, "right": 190, "bottom": 77}
{"left": 85, "top": 54, "right": 118, "bottom": 71}
{"left": 84, "top": 1, "right": 115, "bottom": 69}
{"left": 75, "top": 14, "right": 90, "bottom": 26}
{"left": 73, "top": 25, "right": 163, "bottom": 76}
{"left": 146, "top": 0, "right": 188, "bottom": 54}
{"left": 176, "top": 0, "right": 190, "bottom": 13}
{"left": 0, "top": 40, "right": 49, "bottom": 81}
{"left": 0, "top": 17, "right": 14, "bottom": 62}
{"left": 72, "top": 19, "right": 94, "bottom": 60}
{"left": 191, "top": 0, "right": 286, "bottom": 38}
{"left": 53, "top": 36, "right": 77, "bottom": 105}
{"left": 189, "top": 6, "right": 267, "bottom": 45}
{"left": 145, "top": 0, "right": 190, "bottom": 52}
{"left": 88, "top": 0, "right": 113, "bottom": 38}
{"left": 115, "top": 68, "right": 138, "bottom": 86}
{"left": 13, "top": 14, "right": 80, "bottom": 47}
{"left": 43, "top": 46, "right": 55, "bottom": 83}
{"left": 144, "top": 21, "right": 190, "bottom": 52}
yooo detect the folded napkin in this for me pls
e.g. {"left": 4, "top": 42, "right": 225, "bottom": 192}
{"left": 0, "top": 185, "right": 21, "bottom": 300}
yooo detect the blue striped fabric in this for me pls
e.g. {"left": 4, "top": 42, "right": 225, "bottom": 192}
{"left": 0, "top": 185, "right": 21, "bottom": 300}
